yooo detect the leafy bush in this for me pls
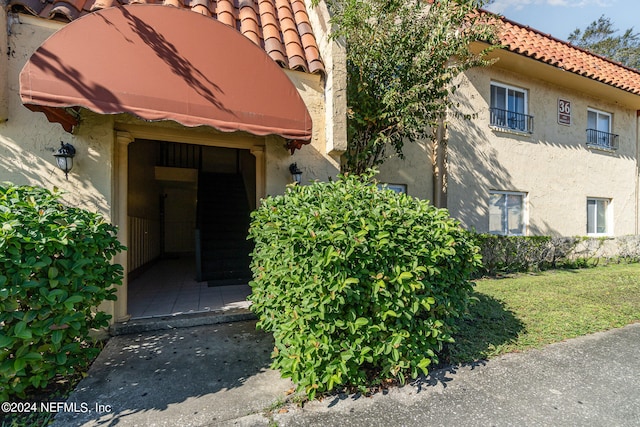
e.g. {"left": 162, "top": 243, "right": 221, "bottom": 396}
{"left": 475, "top": 234, "right": 607, "bottom": 277}
{"left": 248, "top": 173, "right": 481, "bottom": 398}
{"left": 0, "top": 184, "right": 125, "bottom": 400}
{"left": 475, "top": 235, "right": 553, "bottom": 276}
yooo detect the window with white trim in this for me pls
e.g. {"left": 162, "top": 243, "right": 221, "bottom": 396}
{"left": 587, "top": 198, "right": 611, "bottom": 235}
{"left": 490, "top": 82, "right": 533, "bottom": 133}
{"left": 489, "top": 191, "right": 526, "bottom": 235}
{"left": 377, "top": 183, "right": 407, "bottom": 194}
{"left": 586, "top": 109, "right": 618, "bottom": 150}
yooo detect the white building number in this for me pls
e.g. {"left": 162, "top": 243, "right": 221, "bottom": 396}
{"left": 558, "top": 99, "right": 571, "bottom": 126}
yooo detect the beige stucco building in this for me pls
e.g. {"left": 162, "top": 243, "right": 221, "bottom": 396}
{"left": 3, "top": 4, "right": 640, "bottom": 325}
{"left": 0, "top": 0, "right": 346, "bottom": 323}
{"left": 380, "top": 15, "right": 640, "bottom": 239}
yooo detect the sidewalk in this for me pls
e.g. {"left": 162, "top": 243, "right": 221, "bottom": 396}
{"left": 54, "top": 321, "right": 640, "bottom": 426}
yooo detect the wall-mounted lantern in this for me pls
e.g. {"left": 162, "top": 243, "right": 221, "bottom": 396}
{"left": 53, "top": 142, "right": 76, "bottom": 180}
{"left": 289, "top": 163, "right": 302, "bottom": 184}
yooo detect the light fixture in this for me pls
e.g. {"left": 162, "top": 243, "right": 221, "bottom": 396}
{"left": 289, "top": 163, "right": 302, "bottom": 184}
{"left": 53, "top": 142, "right": 76, "bottom": 179}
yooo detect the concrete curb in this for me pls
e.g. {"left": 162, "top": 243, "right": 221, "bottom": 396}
{"left": 109, "top": 308, "right": 257, "bottom": 335}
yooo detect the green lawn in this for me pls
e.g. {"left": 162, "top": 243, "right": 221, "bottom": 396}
{"left": 446, "top": 263, "right": 640, "bottom": 364}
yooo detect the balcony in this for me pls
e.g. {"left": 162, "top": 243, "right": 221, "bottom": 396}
{"left": 490, "top": 108, "right": 534, "bottom": 134}
{"left": 586, "top": 129, "right": 619, "bottom": 151}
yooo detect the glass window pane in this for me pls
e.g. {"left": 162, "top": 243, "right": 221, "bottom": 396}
{"left": 587, "top": 199, "right": 596, "bottom": 234}
{"left": 597, "top": 114, "right": 610, "bottom": 133}
{"left": 491, "top": 85, "right": 506, "bottom": 110}
{"left": 508, "top": 89, "right": 525, "bottom": 114}
{"left": 489, "top": 194, "right": 505, "bottom": 233}
{"left": 489, "top": 194, "right": 505, "bottom": 234}
{"left": 596, "top": 200, "right": 607, "bottom": 234}
{"left": 587, "top": 110, "right": 597, "bottom": 129}
{"left": 506, "top": 194, "right": 524, "bottom": 234}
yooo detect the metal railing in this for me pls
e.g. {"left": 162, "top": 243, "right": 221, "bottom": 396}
{"left": 586, "top": 129, "right": 619, "bottom": 150}
{"left": 156, "top": 141, "right": 203, "bottom": 169}
{"left": 490, "top": 108, "right": 534, "bottom": 133}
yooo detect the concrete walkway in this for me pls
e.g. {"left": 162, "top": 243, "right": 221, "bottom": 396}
{"left": 54, "top": 322, "right": 640, "bottom": 427}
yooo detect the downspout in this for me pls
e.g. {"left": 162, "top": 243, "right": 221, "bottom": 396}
{"left": 0, "top": 7, "right": 9, "bottom": 122}
{"left": 635, "top": 110, "right": 640, "bottom": 235}
{"left": 433, "top": 116, "right": 447, "bottom": 208}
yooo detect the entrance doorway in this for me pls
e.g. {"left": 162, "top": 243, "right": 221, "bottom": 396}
{"left": 126, "top": 139, "right": 256, "bottom": 318}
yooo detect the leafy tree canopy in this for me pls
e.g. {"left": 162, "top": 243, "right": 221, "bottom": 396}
{"left": 316, "top": 0, "right": 499, "bottom": 173}
{"left": 568, "top": 15, "right": 640, "bottom": 70}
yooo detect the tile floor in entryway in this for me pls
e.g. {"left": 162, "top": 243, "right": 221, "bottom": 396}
{"left": 127, "top": 256, "right": 251, "bottom": 319}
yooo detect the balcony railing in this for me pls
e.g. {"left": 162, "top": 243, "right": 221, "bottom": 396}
{"left": 490, "top": 108, "right": 534, "bottom": 133}
{"left": 586, "top": 129, "right": 619, "bottom": 151}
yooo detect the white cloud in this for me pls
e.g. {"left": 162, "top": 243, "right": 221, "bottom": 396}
{"left": 486, "top": 0, "right": 614, "bottom": 14}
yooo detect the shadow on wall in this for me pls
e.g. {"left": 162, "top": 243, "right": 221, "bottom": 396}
{"left": 448, "top": 80, "right": 578, "bottom": 236}
{"left": 0, "top": 130, "right": 111, "bottom": 216}
{"left": 272, "top": 134, "right": 341, "bottom": 196}
{"left": 447, "top": 99, "right": 514, "bottom": 233}
{"left": 449, "top": 113, "right": 566, "bottom": 236}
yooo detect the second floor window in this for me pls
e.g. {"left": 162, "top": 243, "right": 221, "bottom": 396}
{"left": 587, "top": 109, "right": 618, "bottom": 150}
{"left": 490, "top": 82, "right": 533, "bottom": 133}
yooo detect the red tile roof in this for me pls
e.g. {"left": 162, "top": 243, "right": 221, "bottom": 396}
{"left": 497, "top": 15, "right": 640, "bottom": 95}
{"left": 8, "top": 0, "right": 325, "bottom": 75}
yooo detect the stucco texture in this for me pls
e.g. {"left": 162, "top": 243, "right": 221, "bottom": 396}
{"left": 447, "top": 66, "right": 638, "bottom": 237}
{"left": 376, "top": 141, "right": 434, "bottom": 201}
{"left": 2, "top": 17, "right": 113, "bottom": 217}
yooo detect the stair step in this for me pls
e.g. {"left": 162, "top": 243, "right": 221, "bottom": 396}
{"left": 207, "top": 277, "right": 252, "bottom": 287}
{"left": 196, "top": 172, "right": 253, "bottom": 282}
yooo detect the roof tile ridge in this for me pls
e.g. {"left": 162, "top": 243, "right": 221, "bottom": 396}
{"left": 163, "top": 0, "right": 185, "bottom": 7}
{"left": 215, "top": 0, "right": 236, "bottom": 27}
{"left": 238, "top": 0, "right": 261, "bottom": 46}
{"left": 290, "top": 0, "right": 324, "bottom": 74}
{"left": 9, "top": 0, "right": 49, "bottom": 16}
{"left": 257, "top": 0, "right": 288, "bottom": 67}
{"left": 189, "top": 0, "right": 213, "bottom": 16}
{"left": 48, "top": 0, "right": 83, "bottom": 20}
{"left": 275, "top": 0, "right": 307, "bottom": 72}
{"left": 90, "top": 0, "right": 119, "bottom": 11}
{"left": 492, "top": 11, "right": 640, "bottom": 77}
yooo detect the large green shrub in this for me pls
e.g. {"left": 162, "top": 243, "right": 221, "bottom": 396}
{"left": 248, "top": 173, "right": 481, "bottom": 398}
{"left": 0, "top": 184, "right": 125, "bottom": 400}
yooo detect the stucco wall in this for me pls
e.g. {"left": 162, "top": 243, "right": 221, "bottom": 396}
{"left": 266, "top": 69, "right": 340, "bottom": 197}
{"left": 304, "top": 0, "right": 347, "bottom": 156}
{"left": 376, "top": 141, "right": 434, "bottom": 200}
{"left": 2, "top": 16, "right": 113, "bottom": 218}
{"left": 447, "top": 66, "right": 639, "bottom": 236}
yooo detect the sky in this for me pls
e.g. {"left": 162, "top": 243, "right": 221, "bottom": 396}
{"left": 484, "top": 0, "right": 640, "bottom": 42}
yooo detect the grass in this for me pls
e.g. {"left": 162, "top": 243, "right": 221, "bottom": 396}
{"left": 446, "top": 263, "right": 640, "bottom": 364}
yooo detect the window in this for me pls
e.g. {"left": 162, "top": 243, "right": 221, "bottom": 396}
{"left": 490, "top": 82, "right": 533, "bottom": 133}
{"left": 489, "top": 191, "right": 526, "bottom": 235}
{"left": 586, "top": 109, "right": 618, "bottom": 150}
{"left": 587, "top": 198, "right": 611, "bottom": 235}
{"left": 377, "top": 183, "right": 407, "bottom": 194}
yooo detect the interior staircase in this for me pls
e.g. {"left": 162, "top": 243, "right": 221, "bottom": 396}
{"left": 195, "top": 173, "right": 253, "bottom": 286}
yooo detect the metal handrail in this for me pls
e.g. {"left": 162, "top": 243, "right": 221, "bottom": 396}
{"left": 586, "top": 129, "right": 619, "bottom": 150}
{"left": 490, "top": 107, "right": 534, "bottom": 133}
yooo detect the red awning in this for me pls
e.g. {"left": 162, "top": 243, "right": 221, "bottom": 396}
{"left": 19, "top": 4, "right": 312, "bottom": 144}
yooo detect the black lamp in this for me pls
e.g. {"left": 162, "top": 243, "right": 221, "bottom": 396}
{"left": 53, "top": 142, "right": 76, "bottom": 179}
{"left": 289, "top": 163, "right": 302, "bottom": 184}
